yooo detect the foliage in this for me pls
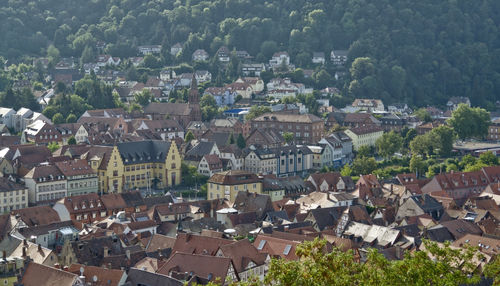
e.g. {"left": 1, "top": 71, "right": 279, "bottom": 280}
{"left": 351, "top": 156, "right": 377, "bottom": 175}
{"left": 134, "top": 89, "right": 153, "bottom": 107}
{"left": 200, "top": 93, "right": 219, "bottom": 121}
{"left": 66, "top": 113, "right": 77, "bottom": 123}
{"left": 479, "top": 151, "right": 499, "bottom": 166}
{"left": 282, "top": 132, "right": 294, "bottom": 144}
{"left": 409, "top": 155, "right": 426, "bottom": 176}
{"left": 181, "top": 162, "right": 208, "bottom": 187}
{"left": 448, "top": 104, "right": 491, "bottom": 139}
{"left": 184, "top": 131, "right": 195, "bottom": 142}
{"left": 52, "top": 113, "right": 64, "bottom": 124}
{"left": 67, "top": 136, "right": 76, "bottom": 145}
{"left": 356, "top": 145, "right": 372, "bottom": 157}
{"left": 484, "top": 255, "right": 500, "bottom": 285}
{"left": 236, "top": 133, "right": 246, "bottom": 149}
{"left": 0, "top": 88, "right": 38, "bottom": 111}
{"left": 47, "top": 142, "right": 60, "bottom": 153}
{"left": 376, "top": 131, "right": 403, "bottom": 158}
{"left": 227, "top": 238, "right": 483, "bottom": 286}
{"left": 413, "top": 108, "right": 431, "bottom": 123}
{"left": 245, "top": 105, "right": 271, "bottom": 121}
{"left": 430, "top": 126, "right": 455, "bottom": 157}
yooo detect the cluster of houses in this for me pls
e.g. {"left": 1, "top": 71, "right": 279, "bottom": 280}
{"left": 0, "top": 162, "right": 499, "bottom": 285}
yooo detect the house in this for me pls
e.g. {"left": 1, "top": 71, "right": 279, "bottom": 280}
{"left": 488, "top": 117, "right": 500, "bottom": 141}
{"left": 243, "top": 146, "right": 313, "bottom": 177}
{"left": 0, "top": 177, "right": 28, "bottom": 212}
{"left": 195, "top": 70, "right": 212, "bottom": 83}
{"left": 319, "top": 131, "right": 353, "bottom": 166}
{"left": 10, "top": 240, "right": 58, "bottom": 266}
{"left": 253, "top": 235, "right": 299, "bottom": 260}
{"left": 198, "top": 154, "right": 223, "bottom": 177}
{"left": 66, "top": 264, "right": 127, "bottom": 286}
{"left": 126, "top": 268, "right": 183, "bottom": 286}
{"left": 341, "top": 112, "right": 381, "bottom": 128}
{"left": 24, "top": 165, "right": 67, "bottom": 204}
{"left": 344, "top": 126, "right": 384, "bottom": 151}
{"left": 269, "top": 52, "right": 290, "bottom": 68}
{"left": 55, "top": 159, "right": 98, "bottom": 197}
{"left": 184, "top": 141, "right": 220, "bottom": 166}
{"left": 170, "top": 43, "right": 183, "bottom": 56}
{"left": 351, "top": 99, "right": 385, "bottom": 112}
{"left": 421, "top": 170, "right": 490, "bottom": 199}
{"left": 226, "top": 81, "right": 254, "bottom": 99}
{"left": 216, "top": 46, "right": 231, "bottom": 62}
{"left": 312, "top": 52, "right": 325, "bottom": 64}
{"left": 241, "top": 63, "right": 265, "bottom": 76}
{"left": 96, "top": 55, "right": 120, "bottom": 67}
{"left": 11, "top": 205, "right": 61, "bottom": 227}
{"left": 20, "top": 262, "right": 82, "bottom": 286}
{"left": 216, "top": 239, "right": 268, "bottom": 282}
{"left": 235, "top": 77, "right": 265, "bottom": 94}
{"left": 23, "top": 120, "right": 61, "bottom": 145}
{"left": 138, "top": 45, "right": 162, "bottom": 55}
{"left": 246, "top": 128, "right": 283, "bottom": 149}
{"left": 131, "top": 119, "right": 184, "bottom": 140}
{"left": 186, "top": 121, "right": 208, "bottom": 138}
{"left": 304, "top": 206, "right": 347, "bottom": 231}
{"left": 330, "top": 50, "right": 348, "bottom": 66}
{"left": 480, "top": 183, "right": 500, "bottom": 204}
{"left": 204, "top": 87, "right": 236, "bottom": 107}
{"left": 207, "top": 171, "right": 262, "bottom": 201}
{"left": 82, "top": 140, "right": 180, "bottom": 194}
{"left": 341, "top": 222, "right": 401, "bottom": 248}
{"left": 124, "top": 220, "right": 158, "bottom": 235}
{"left": 380, "top": 113, "right": 406, "bottom": 132}
{"left": 3, "top": 144, "right": 52, "bottom": 177}
{"left": 15, "top": 220, "right": 78, "bottom": 249}
{"left": 0, "top": 107, "right": 16, "bottom": 129}
{"left": 156, "top": 252, "right": 238, "bottom": 284}
{"left": 387, "top": 103, "right": 412, "bottom": 114}
{"left": 396, "top": 194, "right": 444, "bottom": 221}
{"left": 307, "top": 172, "right": 355, "bottom": 193}
{"left": 192, "top": 49, "right": 209, "bottom": 61}
{"left": 53, "top": 193, "right": 106, "bottom": 223}
{"left": 447, "top": 96, "right": 470, "bottom": 111}
{"left": 251, "top": 113, "right": 324, "bottom": 144}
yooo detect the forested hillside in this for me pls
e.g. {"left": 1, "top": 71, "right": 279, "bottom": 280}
{"left": 1, "top": 0, "right": 500, "bottom": 107}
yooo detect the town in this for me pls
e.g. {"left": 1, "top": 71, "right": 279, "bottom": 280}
{"left": 0, "top": 39, "right": 499, "bottom": 285}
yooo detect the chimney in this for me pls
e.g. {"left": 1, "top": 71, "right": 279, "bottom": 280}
{"left": 103, "top": 246, "right": 109, "bottom": 258}
{"left": 63, "top": 266, "right": 69, "bottom": 271}
{"left": 125, "top": 249, "right": 131, "bottom": 260}
{"left": 22, "top": 247, "right": 26, "bottom": 257}
{"left": 37, "top": 244, "right": 42, "bottom": 253}
{"left": 53, "top": 263, "right": 60, "bottom": 269}
{"left": 2, "top": 251, "right": 5, "bottom": 260}
{"left": 23, "top": 239, "right": 27, "bottom": 246}
{"left": 395, "top": 245, "right": 402, "bottom": 260}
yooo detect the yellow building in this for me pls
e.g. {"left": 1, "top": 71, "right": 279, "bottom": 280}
{"left": 86, "top": 141, "right": 181, "bottom": 193}
{"left": 345, "top": 126, "right": 384, "bottom": 151}
{"left": 207, "top": 170, "right": 262, "bottom": 202}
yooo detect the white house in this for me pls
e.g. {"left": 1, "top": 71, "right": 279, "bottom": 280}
{"left": 170, "top": 43, "right": 183, "bottom": 56}
{"left": 269, "top": 52, "right": 290, "bottom": 68}
{"left": 0, "top": 107, "right": 16, "bottom": 129}
{"left": 138, "top": 45, "right": 162, "bottom": 55}
{"left": 24, "top": 165, "right": 67, "bottom": 204}
{"left": 192, "top": 49, "right": 209, "bottom": 61}
{"left": 312, "top": 52, "right": 325, "bottom": 64}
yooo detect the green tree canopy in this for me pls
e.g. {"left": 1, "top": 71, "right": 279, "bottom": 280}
{"left": 448, "top": 104, "right": 490, "bottom": 139}
{"left": 376, "top": 131, "right": 403, "bottom": 158}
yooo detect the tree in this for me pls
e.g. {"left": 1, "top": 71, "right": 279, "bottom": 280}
{"left": 410, "top": 134, "right": 437, "bottom": 158}
{"left": 66, "top": 113, "right": 77, "bottom": 123}
{"left": 47, "top": 45, "right": 60, "bottom": 66}
{"left": 47, "top": 142, "right": 60, "bottom": 153}
{"left": 259, "top": 238, "right": 481, "bottom": 286}
{"left": 376, "top": 131, "right": 403, "bottom": 158}
{"left": 340, "top": 164, "right": 352, "bottom": 176}
{"left": 282, "top": 132, "right": 294, "bottom": 144}
{"left": 245, "top": 105, "right": 271, "bottom": 121}
{"left": 479, "top": 151, "right": 499, "bottom": 166}
{"left": 414, "top": 108, "right": 431, "bottom": 123}
{"left": 52, "top": 113, "right": 64, "bottom": 124}
{"left": 352, "top": 156, "right": 377, "bottom": 175}
{"left": 236, "top": 133, "right": 246, "bottom": 149}
{"left": 80, "top": 45, "right": 95, "bottom": 64}
{"left": 67, "top": 136, "right": 76, "bottom": 145}
{"left": 184, "top": 131, "right": 195, "bottom": 142}
{"left": 430, "top": 126, "right": 455, "bottom": 157}
{"left": 227, "top": 133, "right": 235, "bottom": 145}
{"left": 410, "top": 155, "right": 425, "bottom": 176}
{"left": 357, "top": 145, "right": 372, "bottom": 157}
{"left": 134, "top": 89, "right": 153, "bottom": 107}
{"left": 448, "top": 104, "right": 490, "bottom": 139}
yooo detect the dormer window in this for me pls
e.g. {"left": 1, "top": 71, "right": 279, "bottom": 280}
{"left": 74, "top": 205, "right": 78, "bottom": 210}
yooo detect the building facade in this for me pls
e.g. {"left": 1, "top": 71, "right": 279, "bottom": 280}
{"left": 207, "top": 170, "right": 263, "bottom": 201}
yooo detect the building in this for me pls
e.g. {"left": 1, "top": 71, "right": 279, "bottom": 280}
{"left": 116, "top": 140, "right": 182, "bottom": 192}
{"left": 170, "top": 43, "right": 183, "bottom": 56}
{"left": 330, "top": 50, "right": 348, "bottom": 66}
{"left": 243, "top": 146, "right": 313, "bottom": 177}
{"left": 380, "top": 113, "right": 406, "bottom": 132}
{"left": 251, "top": 113, "right": 324, "bottom": 144}
{"left": 24, "top": 165, "right": 67, "bottom": 204}
{"left": 312, "top": 52, "right": 325, "bottom": 64}
{"left": 241, "top": 63, "right": 265, "bottom": 76}
{"left": 138, "top": 45, "right": 162, "bottom": 55}
{"left": 318, "top": 131, "right": 353, "bottom": 167}
{"left": 23, "top": 120, "right": 61, "bottom": 145}
{"left": 207, "top": 170, "right": 262, "bottom": 201}
{"left": 0, "top": 177, "right": 28, "bottom": 212}
{"left": 204, "top": 87, "right": 236, "bottom": 107}
{"left": 269, "top": 52, "right": 290, "bottom": 68}
{"left": 55, "top": 159, "right": 98, "bottom": 197}
{"left": 216, "top": 46, "right": 231, "bottom": 62}
{"left": 488, "top": 117, "right": 500, "bottom": 141}
{"left": 351, "top": 99, "right": 385, "bottom": 112}
{"left": 192, "top": 49, "right": 209, "bottom": 61}
{"left": 344, "top": 126, "right": 384, "bottom": 151}
{"left": 446, "top": 96, "right": 470, "bottom": 111}
{"left": 198, "top": 154, "right": 223, "bottom": 177}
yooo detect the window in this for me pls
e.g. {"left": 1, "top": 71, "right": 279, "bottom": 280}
{"left": 113, "top": 171, "right": 118, "bottom": 177}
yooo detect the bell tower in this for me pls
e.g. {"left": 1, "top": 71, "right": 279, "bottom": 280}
{"left": 188, "top": 73, "right": 202, "bottom": 121}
